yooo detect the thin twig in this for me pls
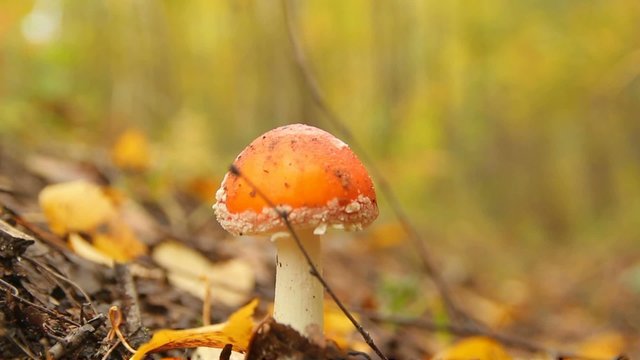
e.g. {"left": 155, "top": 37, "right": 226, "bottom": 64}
{"left": 368, "top": 312, "right": 541, "bottom": 352}
{"left": 229, "top": 165, "right": 389, "bottom": 360}
{"left": 202, "top": 275, "right": 212, "bottom": 326}
{"left": 9, "top": 331, "right": 39, "bottom": 360}
{"left": 48, "top": 315, "right": 105, "bottom": 360}
{"left": 219, "top": 343, "right": 233, "bottom": 360}
{"left": 114, "top": 263, "right": 143, "bottom": 335}
{"left": 280, "top": 0, "right": 464, "bottom": 324}
{"left": 0, "top": 277, "right": 19, "bottom": 296}
{"left": 278, "top": 6, "right": 604, "bottom": 358}
{"left": 100, "top": 338, "right": 122, "bottom": 360}
{"left": 25, "top": 257, "right": 98, "bottom": 317}
{"left": 0, "top": 278, "right": 81, "bottom": 327}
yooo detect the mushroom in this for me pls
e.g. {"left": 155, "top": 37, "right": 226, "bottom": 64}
{"left": 213, "top": 124, "right": 378, "bottom": 338}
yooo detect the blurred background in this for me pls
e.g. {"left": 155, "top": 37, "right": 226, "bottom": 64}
{"left": 1, "top": 0, "right": 640, "bottom": 352}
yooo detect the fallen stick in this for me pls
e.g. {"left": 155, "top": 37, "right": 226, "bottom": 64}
{"left": 48, "top": 314, "right": 106, "bottom": 359}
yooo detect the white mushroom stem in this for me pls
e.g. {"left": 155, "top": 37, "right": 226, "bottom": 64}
{"left": 273, "top": 228, "right": 323, "bottom": 338}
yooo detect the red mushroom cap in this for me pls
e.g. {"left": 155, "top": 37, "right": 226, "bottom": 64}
{"left": 214, "top": 124, "right": 378, "bottom": 236}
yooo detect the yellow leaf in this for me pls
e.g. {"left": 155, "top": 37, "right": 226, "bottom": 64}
{"left": 152, "top": 241, "right": 254, "bottom": 306}
{"left": 433, "top": 336, "right": 512, "bottom": 360}
{"left": 131, "top": 299, "right": 258, "bottom": 360}
{"left": 93, "top": 220, "right": 147, "bottom": 262}
{"left": 577, "top": 332, "right": 626, "bottom": 358}
{"left": 39, "top": 180, "right": 116, "bottom": 235}
{"left": 39, "top": 180, "right": 147, "bottom": 263}
{"left": 324, "top": 301, "right": 365, "bottom": 350}
{"left": 457, "top": 288, "right": 514, "bottom": 329}
{"left": 111, "top": 129, "right": 151, "bottom": 171}
{"left": 68, "top": 233, "right": 114, "bottom": 268}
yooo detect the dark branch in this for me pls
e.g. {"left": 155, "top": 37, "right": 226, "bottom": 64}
{"left": 280, "top": 0, "right": 464, "bottom": 324}
{"left": 277, "top": 3, "right": 606, "bottom": 359}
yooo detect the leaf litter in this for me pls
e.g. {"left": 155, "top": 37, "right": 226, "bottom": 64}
{"left": 0, "top": 132, "right": 637, "bottom": 359}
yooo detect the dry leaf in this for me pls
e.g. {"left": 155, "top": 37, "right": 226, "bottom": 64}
{"left": 457, "top": 288, "right": 514, "bottom": 329}
{"left": 39, "top": 180, "right": 147, "bottom": 263}
{"left": 152, "top": 241, "right": 255, "bottom": 306}
{"left": 68, "top": 233, "right": 114, "bottom": 268}
{"left": 39, "top": 180, "right": 116, "bottom": 235}
{"left": 324, "top": 301, "right": 365, "bottom": 350}
{"left": 576, "top": 332, "right": 626, "bottom": 358}
{"left": 26, "top": 155, "right": 103, "bottom": 184}
{"left": 111, "top": 129, "right": 151, "bottom": 171}
{"left": 93, "top": 220, "right": 148, "bottom": 262}
{"left": 432, "top": 336, "right": 512, "bottom": 360}
{"left": 131, "top": 299, "right": 258, "bottom": 360}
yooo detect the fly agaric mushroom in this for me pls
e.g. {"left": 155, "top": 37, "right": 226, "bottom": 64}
{"left": 213, "top": 124, "right": 378, "bottom": 338}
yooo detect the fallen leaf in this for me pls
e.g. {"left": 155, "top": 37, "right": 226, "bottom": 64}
{"left": 131, "top": 299, "right": 259, "bottom": 360}
{"left": 68, "top": 233, "right": 114, "bottom": 268}
{"left": 93, "top": 220, "right": 148, "bottom": 262}
{"left": 152, "top": 241, "right": 255, "bottom": 306}
{"left": 324, "top": 301, "right": 365, "bottom": 350}
{"left": 26, "top": 155, "right": 104, "bottom": 183}
{"left": 457, "top": 288, "right": 514, "bottom": 329}
{"left": 576, "top": 332, "right": 626, "bottom": 358}
{"left": 102, "top": 186, "right": 128, "bottom": 207}
{"left": 432, "top": 336, "right": 512, "bottom": 360}
{"left": 39, "top": 180, "right": 148, "bottom": 263}
{"left": 111, "top": 128, "right": 151, "bottom": 171}
{"left": 39, "top": 180, "right": 116, "bottom": 235}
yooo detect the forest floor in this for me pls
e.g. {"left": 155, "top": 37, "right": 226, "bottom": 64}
{"left": 0, "top": 141, "right": 638, "bottom": 360}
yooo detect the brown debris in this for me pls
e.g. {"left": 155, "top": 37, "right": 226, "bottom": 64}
{"left": 48, "top": 315, "right": 106, "bottom": 359}
{"left": 246, "top": 318, "right": 365, "bottom": 360}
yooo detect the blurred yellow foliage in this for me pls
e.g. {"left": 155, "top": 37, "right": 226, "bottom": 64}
{"left": 39, "top": 180, "right": 116, "bottom": 235}
{"left": 432, "top": 336, "right": 512, "bottom": 360}
{"left": 93, "top": 221, "right": 148, "bottom": 262}
{"left": 111, "top": 129, "right": 151, "bottom": 172}
{"left": 5, "top": 1, "right": 640, "bottom": 262}
{"left": 457, "top": 288, "right": 515, "bottom": 329}
{"left": 3, "top": 2, "right": 640, "bottom": 356}
{"left": 367, "top": 221, "right": 406, "bottom": 250}
{"left": 186, "top": 176, "right": 219, "bottom": 203}
{"left": 324, "top": 301, "right": 365, "bottom": 351}
{"left": 576, "top": 332, "right": 626, "bottom": 358}
{"left": 0, "top": 0, "right": 34, "bottom": 41}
